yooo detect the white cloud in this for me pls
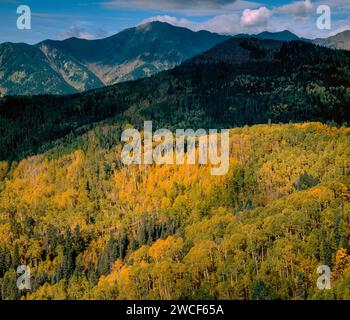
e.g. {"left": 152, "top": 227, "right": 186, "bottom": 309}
{"left": 276, "top": 0, "right": 313, "bottom": 18}
{"left": 60, "top": 26, "right": 95, "bottom": 40}
{"left": 201, "top": 13, "right": 243, "bottom": 34}
{"left": 329, "top": 24, "right": 350, "bottom": 37}
{"left": 104, "top": 0, "right": 260, "bottom": 16}
{"left": 141, "top": 13, "right": 246, "bottom": 35}
{"left": 314, "top": 0, "right": 350, "bottom": 10}
{"left": 141, "top": 15, "right": 195, "bottom": 30}
{"left": 60, "top": 26, "right": 109, "bottom": 40}
{"left": 104, "top": 0, "right": 237, "bottom": 9}
{"left": 136, "top": 0, "right": 350, "bottom": 39}
{"left": 241, "top": 7, "right": 271, "bottom": 27}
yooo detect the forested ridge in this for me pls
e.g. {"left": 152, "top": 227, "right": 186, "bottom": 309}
{"left": 0, "top": 38, "right": 350, "bottom": 300}
{"left": 1, "top": 39, "right": 350, "bottom": 161}
{"left": 0, "top": 123, "right": 349, "bottom": 299}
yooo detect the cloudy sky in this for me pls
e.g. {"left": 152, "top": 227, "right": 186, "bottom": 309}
{"left": 0, "top": 0, "right": 349, "bottom": 43}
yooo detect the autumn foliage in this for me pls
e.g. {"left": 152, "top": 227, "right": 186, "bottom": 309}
{"left": 0, "top": 122, "right": 349, "bottom": 300}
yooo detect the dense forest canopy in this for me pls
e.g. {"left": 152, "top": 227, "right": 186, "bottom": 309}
{"left": 0, "top": 123, "right": 349, "bottom": 299}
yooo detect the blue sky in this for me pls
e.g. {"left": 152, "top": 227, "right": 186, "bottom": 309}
{"left": 0, "top": 0, "right": 349, "bottom": 44}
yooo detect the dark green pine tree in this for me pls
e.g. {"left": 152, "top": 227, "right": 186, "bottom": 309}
{"left": 108, "top": 234, "right": 118, "bottom": 264}
{"left": 334, "top": 214, "right": 342, "bottom": 248}
{"left": 118, "top": 230, "right": 128, "bottom": 260}
{"left": 73, "top": 225, "right": 85, "bottom": 254}
{"left": 251, "top": 280, "right": 276, "bottom": 300}
{"left": 0, "top": 247, "right": 11, "bottom": 277}
{"left": 11, "top": 244, "right": 20, "bottom": 270}
{"left": 98, "top": 234, "right": 119, "bottom": 276}
{"left": 63, "top": 227, "right": 75, "bottom": 279}
{"left": 322, "top": 230, "right": 332, "bottom": 267}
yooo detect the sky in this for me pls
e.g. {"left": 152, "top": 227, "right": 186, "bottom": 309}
{"left": 0, "top": 0, "right": 349, "bottom": 44}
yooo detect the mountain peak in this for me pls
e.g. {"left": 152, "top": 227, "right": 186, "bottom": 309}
{"left": 136, "top": 21, "right": 176, "bottom": 31}
{"left": 0, "top": 21, "right": 229, "bottom": 96}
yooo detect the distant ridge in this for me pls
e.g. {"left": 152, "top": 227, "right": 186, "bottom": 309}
{"left": 313, "top": 30, "right": 350, "bottom": 50}
{"left": 1, "top": 21, "right": 350, "bottom": 97}
{"left": 0, "top": 22, "right": 229, "bottom": 96}
{"left": 234, "top": 30, "right": 301, "bottom": 42}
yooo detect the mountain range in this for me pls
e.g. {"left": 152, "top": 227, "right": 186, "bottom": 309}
{"left": 0, "top": 22, "right": 229, "bottom": 96}
{"left": 1, "top": 22, "right": 350, "bottom": 97}
{"left": 1, "top": 35, "right": 350, "bottom": 161}
{"left": 234, "top": 30, "right": 301, "bottom": 41}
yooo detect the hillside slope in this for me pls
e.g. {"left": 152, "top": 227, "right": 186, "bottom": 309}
{"left": 1, "top": 38, "right": 350, "bottom": 161}
{"left": 0, "top": 122, "right": 349, "bottom": 300}
{"left": 0, "top": 43, "right": 79, "bottom": 96}
{"left": 0, "top": 22, "right": 229, "bottom": 96}
{"left": 39, "top": 22, "right": 230, "bottom": 86}
{"left": 314, "top": 31, "right": 350, "bottom": 50}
